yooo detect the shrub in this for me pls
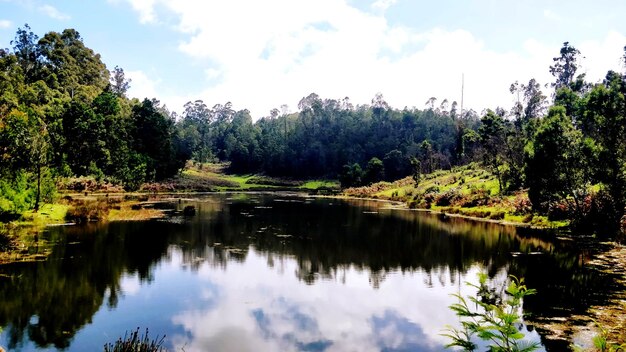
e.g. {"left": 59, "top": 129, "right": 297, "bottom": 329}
{"left": 0, "top": 172, "right": 34, "bottom": 220}
{"left": 547, "top": 200, "right": 571, "bottom": 221}
{"left": 489, "top": 211, "right": 505, "bottom": 220}
{"left": 522, "top": 214, "right": 534, "bottom": 223}
{"left": 65, "top": 199, "right": 110, "bottom": 223}
{"left": 435, "top": 189, "right": 461, "bottom": 206}
{"left": 512, "top": 193, "right": 533, "bottom": 215}
{"left": 460, "top": 189, "right": 491, "bottom": 208}
{"left": 443, "top": 274, "right": 539, "bottom": 352}
{"left": 424, "top": 185, "right": 440, "bottom": 193}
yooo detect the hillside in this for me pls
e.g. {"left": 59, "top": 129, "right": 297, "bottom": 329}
{"left": 343, "top": 163, "right": 568, "bottom": 228}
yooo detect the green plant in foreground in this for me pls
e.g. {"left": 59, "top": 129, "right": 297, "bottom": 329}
{"left": 103, "top": 328, "right": 166, "bottom": 352}
{"left": 577, "top": 319, "right": 626, "bottom": 352}
{"left": 443, "top": 273, "right": 539, "bottom": 352}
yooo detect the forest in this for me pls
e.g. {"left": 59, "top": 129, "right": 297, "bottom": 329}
{"left": 0, "top": 25, "right": 625, "bottom": 236}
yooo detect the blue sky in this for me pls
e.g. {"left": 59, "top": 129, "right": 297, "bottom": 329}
{"left": 1, "top": 0, "right": 625, "bottom": 118}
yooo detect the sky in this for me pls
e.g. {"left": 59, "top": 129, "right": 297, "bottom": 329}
{"left": 1, "top": 0, "right": 626, "bottom": 118}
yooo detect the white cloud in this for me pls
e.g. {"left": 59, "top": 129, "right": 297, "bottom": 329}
{"left": 38, "top": 4, "right": 70, "bottom": 20}
{"left": 121, "top": 0, "right": 626, "bottom": 118}
{"left": 543, "top": 9, "right": 562, "bottom": 22}
{"left": 0, "top": 19, "right": 11, "bottom": 28}
{"left": 125, "top": 69, "right": 191, "bottom": 114}
{"left": 371, "top": 0, "right": 397, "bottom": 12}
{"left": 126, "top": 69, "right": 161, "bottom": 101}
{"left": 578, "top": 31, "right": 626, "bottom": 83}
{"left": 125, "top": 0, "right": 158, "bottom": 24}
{"left": 120, "top": 273, "right": 142, "bottom": 295}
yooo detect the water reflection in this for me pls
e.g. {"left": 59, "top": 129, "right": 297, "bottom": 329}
{"left": 167, "top": 248, "right": 468, "bottom": 352}
{"left": 0, "top": 194, "right": 621, "bottom": 351}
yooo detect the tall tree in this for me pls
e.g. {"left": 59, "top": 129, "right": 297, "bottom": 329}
{"left": 579, "top": 71, "right": 626, "bottom": 231}
{"left": 478, "top": 110, "right": 506, "bottom": 194}
{"left": 109, "top": 66, "right": 131, "bottom": 97}
{"left": 130, "top": 99, "right": 181, "bottom": 180}
{"left": 11, "top": 24, "right": 40, "bottom": 84}
{"left": 181, "top": 100, "right": 213, "bottom": 162}
{"left": 37, "top": 28, "right": 109, "bottom": 101}
{"left": 526, "top": 106, "right": 594, "bottom": 216}
{"left": 549, "top": 42, "right": 581, "bottom": 91}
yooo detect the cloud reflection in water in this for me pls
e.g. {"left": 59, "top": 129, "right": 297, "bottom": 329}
{"left": 167, "top": 247, "right": 478, "bottom": 352}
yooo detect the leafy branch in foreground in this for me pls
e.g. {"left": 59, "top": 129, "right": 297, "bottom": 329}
{"left": 442, "top": 273, "right": 539, "bottom": 352}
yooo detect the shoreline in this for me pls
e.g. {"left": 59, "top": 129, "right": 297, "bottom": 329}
{"left": 332, "top": 194, "right": 562, "bottom": 231}
{"left": 0, "top": 190, "right": 561, "bottom": 266}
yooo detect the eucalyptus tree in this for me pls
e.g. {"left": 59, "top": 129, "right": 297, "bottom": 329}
{"left": 478, "top": 110, "right": 506, "bottom": 195}
{"left": 109, "top": 66, "right": 131, "bottom": 97}
{"left": 549, "top": 42, "right": 581, "bottom": 91}
{"left": 180, "top": 100, "right": 213, "bottom": 162}
{"left": 526, "top": 106, "right": 593, "bottom": 216}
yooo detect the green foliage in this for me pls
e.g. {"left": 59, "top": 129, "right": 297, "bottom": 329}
{"left": 526, "top": 106, "right": 593, "bottom": 215}
{"left": 410, "top": 156, "right": 421, "bottom": 185}
{"left": 364, "top": 157, "right": 385, "bottom": 185}
{"left": 339, "top": 163, "right": 363, "bottom": 188}
{"left": 0, "top": 171, "right": 33, "bottom": 219}
{"left": 550, "top": 42, "right": 582, "bottom": 92}
{"left": 443, "top": 273, "right": 539, "bottom": 352}
{"left": 575, "top": 320, "right": 626, "bottom": 352}
{"left": 0, "top": 25, "right": 192, "bottom": 200}
{"left": 478, "top": 110, "right": 506, "bottom": 195}
{"left": 103, "top": 328, "right": 166, "bottom": 352}
{"left": 383, "top": 149, "right": 409, "bottom": 181}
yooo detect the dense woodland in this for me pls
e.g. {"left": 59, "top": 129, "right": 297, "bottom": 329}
{"left": 0, "top": 26, "right": 625, "bottom": 235}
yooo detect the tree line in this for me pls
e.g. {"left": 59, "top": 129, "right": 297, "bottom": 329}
{"left": 178, "top": 42, "right": 625, "bottom": 234}
{"left": 0, "top": 25, "right": 189, "bottom": 216}
{"left": 0, "top": 26, "right": 624, "bottom": 235}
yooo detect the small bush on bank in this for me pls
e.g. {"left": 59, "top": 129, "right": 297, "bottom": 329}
{"left": 65, "top": 199, "right": 110, "bottom": 223}
{"left": 459, "top": 188, "right": 491, "bottom": 208}
{"left": 435, "top": 189, "right": 462, "bottom": 206}
{"left": 59, "top": 176, "right": 124, "bottom": 193}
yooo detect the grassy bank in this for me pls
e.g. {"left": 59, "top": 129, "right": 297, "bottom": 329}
{"left": 136, "top": 162, "right": 340, "bottom": 193}
{"left": 343, "top": 163, "right": 569, "bottom": 229}
{"left": 0, "top": 163, "right": 340, "bottom": 264}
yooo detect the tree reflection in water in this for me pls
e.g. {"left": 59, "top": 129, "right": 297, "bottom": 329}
{"left": 0, "top": 194, "right": 621, "bottom": 351}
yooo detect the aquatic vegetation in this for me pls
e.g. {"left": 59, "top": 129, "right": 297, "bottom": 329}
{"left": 103, "top": 328, "right": 166, "bottom": 352}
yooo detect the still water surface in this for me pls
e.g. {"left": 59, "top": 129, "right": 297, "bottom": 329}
{"left": 0, "top": 194, "right": 620, "bottom": 351}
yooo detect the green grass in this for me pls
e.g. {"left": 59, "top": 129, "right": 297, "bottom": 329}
{"left": 216, "top": 174, "right": 258, "bottom": 189}
{"left": 21, "top": 203, "right": 69, "bottom": 225}
{"left": 182, "top": 164, "right": 339, "bottom": 191}
{"left": 343, "top": 163, "right": 569, "bottom": 229}
{"left": 300, "top": 180, "right": 340, "bottom": 190}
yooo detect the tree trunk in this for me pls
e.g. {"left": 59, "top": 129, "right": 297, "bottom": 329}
{"left": 34, "top": 163, "right": 41, "bottom": 212}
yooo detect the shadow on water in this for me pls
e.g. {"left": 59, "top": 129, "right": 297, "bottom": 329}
{"left": 0, "top": 193, "right": 622, "bottom": 350}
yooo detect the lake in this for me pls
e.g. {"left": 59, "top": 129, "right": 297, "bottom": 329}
{"left": 0, "top": 194, "right": 619, "bottom": 351}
